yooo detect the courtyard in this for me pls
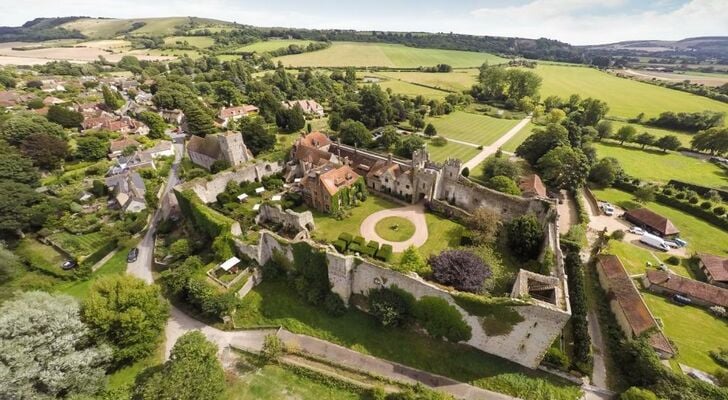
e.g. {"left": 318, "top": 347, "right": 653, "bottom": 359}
{"left": 360, "top": 203, "right": 428, "bottom": 252}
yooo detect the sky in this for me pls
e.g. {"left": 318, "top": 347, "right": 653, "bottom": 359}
{"left": 1, "top": 0, "right": 727, "bottom": 45}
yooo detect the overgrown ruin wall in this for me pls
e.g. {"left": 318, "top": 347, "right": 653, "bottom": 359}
{"left": 234, "top": 230, "right": 570, "bottom": 369}
{"left": 181, "top": 161, "right": 283, "bottom": 204}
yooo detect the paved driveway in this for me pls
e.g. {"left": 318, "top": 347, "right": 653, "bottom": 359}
{"left": 360, "top": 203, "right": 428, "bottom": 252}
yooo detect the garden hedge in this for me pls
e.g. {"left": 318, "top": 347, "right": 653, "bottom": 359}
{"left": 353, "top": 235, "right": 366, "bottom": 247}
{"left": 333, "top": 240, "right": 347, "bottom": 253}
{"left": 338, "top": 232, "right": 353, "bottom": 244}
{"left": 376, "top": 244, "right": 393, "bottom": 261}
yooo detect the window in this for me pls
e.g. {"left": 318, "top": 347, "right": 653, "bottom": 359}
{"left": 406, "top": 185, "right": 410, "bottom": 189}
{"left": 385, "top": 178, "right": 389, "bottom": 183}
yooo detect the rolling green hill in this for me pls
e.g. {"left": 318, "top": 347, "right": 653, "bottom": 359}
{"left": 60, "top": 17, "right": 230, "bottom": 38}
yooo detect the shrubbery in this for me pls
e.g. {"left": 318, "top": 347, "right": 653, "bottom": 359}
{"left": 368, "top": 287, "right": 413, "bottom": 327}
{"left": 428, "top": 250, "right": 490, "bottom": 293}
{"left": 505, "top": 214, "right": 544, "bottom": 261}
{"left": 413, "top": 296, "right": 471, "bottom": 342}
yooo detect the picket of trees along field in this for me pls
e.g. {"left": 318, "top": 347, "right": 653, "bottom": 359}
{"left": 234, "top": 39, "right": 314, "bottom": 53}
{"left": 274, "top": 41, "right": 508, "bottom": 68}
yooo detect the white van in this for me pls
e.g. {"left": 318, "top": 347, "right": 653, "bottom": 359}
{"left": 640, "top": 232, "right": 670, "bottom": 251}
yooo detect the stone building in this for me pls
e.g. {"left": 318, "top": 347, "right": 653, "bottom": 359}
{"left": 217, "top": 105, "right": 259, "bottom": 127}
{"left": 281, "top": 99, "right": 324, "bottom": 117}
{"left": 187, "top": 131, "right": 253, "bottom": 170}
{"left": 300, "top": 164, "right": 364, "bottom": 213}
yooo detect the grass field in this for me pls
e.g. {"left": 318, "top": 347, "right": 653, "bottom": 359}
{"left": 641, "top": 291, "right": 728, "bottom": 373}
{"left": 235, "top": 39, "right": 314, "bottom": 53}
{"left": 48, "top": 231, "right": 111, "bottom": 259}
{"left": 608, "top": 120, "right": 696, "bottom": 147}
{"left": 592, "top": 188, "right": 728, "bottom": 256}
{"left": 532, "top": 64, "right": 728, "bottom": 120}
{"left": 225, "top": 358, "right": 362, "bottom": 400}
{"left": 55, "top": 245, "right": 129, "bottom": 298}
{"left": 593, "top": 142, "right": 728, "bottom": 188}
{"left": 15, "top": 239, "right": 71, "bottom": 277}
{"left": 374, "top": 70, "right": 479, "bottom": 92}
{"left": 235, "top": 280, "right": 580, "bottom": 400}
{"left": 275, "top": 42, "right": 507, "bottom": 68}
{"left": 366, "top": 79, "right": 449, "bottom": 99}
{"left": 133, "top": 48, "right": 203, "bottom": 59}
{"left": 501, "top": 122, "right": 537, "bottom": 152}
{"left": 603, "top": 240, "right": 694, "bottom": 278}
{"left": 164, "top": 36, "right": 215, "bottom": 48}
{"left": 427, "top": 111, "right": 520, "bottom": 146}
{"left": 426, "top": 140, "right": 480, "bottom": 164}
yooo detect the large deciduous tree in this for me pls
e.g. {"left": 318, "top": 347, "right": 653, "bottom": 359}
{"left": 102, "top": 85, "right": 124, "bottom": 110}
{"left": 0, "top": 112, "right": 65, "bottom": 145}
{"left": 537, "top": 146, "right": 590, "bottom": 191}
{"left": 46, "top": 104, "right": 83, "bottom": 128}
{"left": 81, "top": 275, "right": 169, "bottom": 365}
{"left": 0, "top": 292, "right": 111, "bottom": 399}
{"left": 429, "top": 250, "right": 490, "bottom": 293}
{"left": 0, "top": 180, "right": 42, "bottom": 235}
{"left": 515, "top": 123, "right": 568, "bottom": 165}
{"left": 133, "top": 331, "right": 225, "bottom": 400}
{"left": 240, "top": 116, "right": 276, "bottom": 155}
{"left": 654, "top": 135, "right": 681, "bottom": 153}
{"left": 505, "top": 214, "right": 544, "bottom": 261}
{"left": 137, "top": 111, "right": 167, "bottom": 139}
{"left": 75, "top": 135, "right": 109, "bottom": 161}
{"left": 589, "top": 157, "right": 623, "bottom": 187}
{"left": 339, "top": 119, "right": 373, "bottom": 147}
{"left": 20, "top": 133, "right": 69, "bottom": 170}
{"left": 0, "top": 143, "right": 40, "bottom": 185}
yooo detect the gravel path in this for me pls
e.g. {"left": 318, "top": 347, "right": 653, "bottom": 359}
{"left": 461, "top": 116, "right": 531, "bottom": 172}
{"left": 359, "top": 203, "right": 428, "bottom": 252}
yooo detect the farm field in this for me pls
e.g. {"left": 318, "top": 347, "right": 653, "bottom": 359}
{"left": 275, "top": 42, "right": 507, "bottom": 68}
{"left": 532, "top": 64, "right": 728, "bottom": 120}
{"left": 618, "top": 69, "right": 728, "bottom": 87}
{"left": 427, "top": 140, "right": 480, "bottom": 163}
{"left": 366, "top": 78, "right": 449, "bottom": 99}
{"left": 374, "top": 69, "right": 479, "bottom": 93}
{"left": 593, "top": 142, "right": 728, "bottom": 188}
{"left": 131, "top": 48, "right": 201, "bottom": 60}
{"left": 592, "top": 187, "right": 728, "bottom": 256}
{"left": 235, "top": 280, "right": 580, "bottom": 400}
{"left": 163, "top": 36, "right": 215, "bottom": 48}
{"left": 235, "top": 39, "right": 314, "bottom": 53}
{"left": 608, "top": 120, "right": 696, "bottom": 147}
{"left": 641, "top": 291, "right": 728, "bottom": 373}
{"left": 426, "top": 111, "right": 520, "bottom": 146}
{"left": 501, "top": 122, "right": 537, "bottom": 152}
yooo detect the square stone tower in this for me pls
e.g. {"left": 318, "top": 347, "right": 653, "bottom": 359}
{"left": 219, "top": 131, "right": 251, "bottom": 166}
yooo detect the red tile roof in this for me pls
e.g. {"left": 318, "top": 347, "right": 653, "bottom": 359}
{"left": 218, "top": 105, "right": 258, "bottom": 119}
{"left": 109, "top": 137, "right": 140, "bottom": 153}
{"left": 319, "top": 165, "right": 361, "bottom": 196}
{"left": 646, "top": 270, "right": 728, "bottom": 307}
{"left": 299, "top": 131, "right": 331, "bottom": 149}
{"left": 519, "top": 174, "right": 547, "bottom": 198}
{"left": 698, "top": 254, "right": 728, "bottom": 283}
{"left": 624, "top": 208, "right": 679, "bottom": 236}
{"left": 597, "top": 255, "right": 674, "bottom": 356}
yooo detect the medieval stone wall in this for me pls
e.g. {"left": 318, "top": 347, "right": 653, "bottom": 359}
{"left": 179, "top": 161, "right": 283, "bottom": 203}
{"left": 233, "top": 230, "right": 570, "bottom": 369}
{"left": 255, "top": 204, "right": 315, "bottom": 234}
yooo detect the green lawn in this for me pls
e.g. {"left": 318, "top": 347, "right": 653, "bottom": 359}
{"left": 532, "top": 64, "right": 728, "bottom": 120}
{"left": 592, "top": 188, "right": 728, "bottom": 256}
{"left": 426, "top": 140, "right": 480, "bottom": 164}
{"left": 608, "top": 121, "right": 696, "bottom": 148}
{"left": 374, "top": 70, "right": 479, "bottom": 93}
{"left": 427, "top": 111, "right": 520, "bottom": 146}
{"left": 306, "top": 196, "right": 463, "bottom": 258}
{"left": 15, "top": 239, "right": 72, "bottom": 278}
{"left": 235, "top": 280, "right": 579, "bottom": 400}
{"left": 236, "top": 39, "right": 314, "bottom": 53}
{"left": 593, "top": 142, "right": 728, "bottom": 189}
{"left": 374, "top": 216, "right": 415, "bottom": 242}
{"left": 603, "top": 240, "right": 694, "bottom": 278}
{"left": 55, "top": 245, "right": 129, "bottom": 298}
{"left": 501, "top": 122, "right": 537, "bottom": 152}
{"left": 366, "top": 79, "right": 449, "bottom": 100}
{"left": 641, "top": 291, "right": 728, "bottom": 373}
{"left": 275, "top": 42, "right": 507, "bottom": 68}
{"left": 164, "top": 35, "right": 215, "bottom": 48}
{"left": 48, "top": 231, "right": 112, "bottom": 259}
{"left": 225, "top": 358, "right": 362, "bottom": 400}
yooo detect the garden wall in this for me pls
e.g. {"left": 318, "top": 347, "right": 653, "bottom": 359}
{"left": 179, "top": 161, "right": 283, "bottom": 204}
{"left": 234, "top": 230, "right": 571, "bottom": 369}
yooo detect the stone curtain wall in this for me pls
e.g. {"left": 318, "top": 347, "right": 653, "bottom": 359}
{"left": 255, "top": 204, "right": 315, "bottom": 234}
{"left": 179, "top": 161, "right": 283, "bottom": 203}
{"left": 234, "top": 230, "right": 571, "bottom": 368}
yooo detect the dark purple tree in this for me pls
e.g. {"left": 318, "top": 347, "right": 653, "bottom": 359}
{"left": 428, "top": 250, "right": 490, "bottom": 293}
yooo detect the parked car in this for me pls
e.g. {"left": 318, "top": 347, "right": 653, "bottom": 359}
{"left": 61, "top": 260, "right": 77, "bottom": 270}
{"left": 601, "top": 203, "right": 615, "bottom": 216}
{"left": 629, "top": 226, "right": 645, "bottom": 235}
{"left": 664, "top": 240, "right": 679, "bottom": 249}
{"left": 671, "top": 294, "right": 692, "bottom": 306}
{"left": 640, "top": 232, "right": 670, "bottom": 251}
{"left": 127, "top": 247, "right": 139, "bottom": 263}
{"left": 674, "top": 238, "right": 688, "bottom": 247}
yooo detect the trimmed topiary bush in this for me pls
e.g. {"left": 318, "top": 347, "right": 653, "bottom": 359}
{"left": 376, "top": 244, "right": 393, "bottom": 262}
{"left": 611, "top": 230, "right": 626, "bottom": 241}
{"left": 675, "top": 192, "right": 686, "bottom": 200}
{"left": 700, "top": 201, "right": 712, "bottom": 210}
{"left": 353, "top": 235, "right": 366, "bottom": 247}
{"left": 715, "top": 206, "right": 726, "bottom": 216}
{"left": 338, "top": 232, "right": 353, "bottom": 244}
{"left": 689, "top": 196, "right": 700, "bottom": 204}
{"left": 348, "top": 243, "right": 362, "bottom": 254}
{"left": 333, "top": 240, "right": 348, "bottom": 253}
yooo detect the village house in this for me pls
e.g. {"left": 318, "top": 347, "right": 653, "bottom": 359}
{"left": 217, "top": 104, "right": 259, "bottom": 127}
{"left": 596, "top": 255, "right": 675, "bottom": 358}
{"left": 624, "top": 208, "right": 680, "bottom": 238}
{"left": 135, "top": 90, "right": 153, "bottom": 104}
{"left": 109, "top": 136, "right": 141, "bottom": 158}
{"left": 300, "top": 164, "right": 363, "bottom": 213}
{"left": 697, "top": 254, "right": 728, "bottom": 288}
{"left": 519, "top": 174, "right": 547, "bottom": 198}
{"left": 75, "top": 102, "right": 101, "bottom": 114}
{"left": 187, "top": 131, "right": 253, "bottom": 170}
{"left": 282, "top": 99, "right": 324, "bottom": 117}
{"left": 105, "top": 171, "right": 147, "bottom": 213}
{"left": 108, "top": 151, "right": 155, "bottom": 175}
{"left": 143, "top": 141, "right": 175, "bottom": 159}
{"left": 643, "top": 270, "right": 728, "bottom": 308}
{"left": 159, "top": 109, "right": 185, "bottom": 125}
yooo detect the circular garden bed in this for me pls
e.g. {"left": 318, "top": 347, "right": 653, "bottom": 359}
{"left": 374, "top": 216, "right": 416, "bottom": 242}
